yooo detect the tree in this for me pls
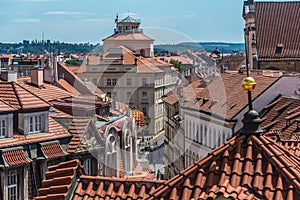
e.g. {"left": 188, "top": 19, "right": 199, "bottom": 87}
{"left": 169, "top": 59, "right": 185, "bottom": 73}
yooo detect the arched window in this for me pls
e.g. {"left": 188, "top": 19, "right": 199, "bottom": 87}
{"left": 105, "top": 128, "right": 119, "bottom": 177}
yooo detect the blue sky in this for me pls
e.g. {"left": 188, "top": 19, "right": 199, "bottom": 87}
{"left": 0, "top": 0, "right": 296, "bottom": 44}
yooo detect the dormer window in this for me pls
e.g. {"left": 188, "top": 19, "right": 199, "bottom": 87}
{"left": 297, "top": 121, "right": 300, "bottom": 129}
{"left": 29, "top": 115, "right": 42, "bottom": 133}
{"left": 18, "top": 111, "right": 49, "bottom": 135}
{"left": 275, "top": 43, "right": 284, "bottom": 54}
{"left": 0, "top": 114, "right": 13, "bottom": 138}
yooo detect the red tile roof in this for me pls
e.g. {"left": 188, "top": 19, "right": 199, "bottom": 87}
{"left": 67, "top": 117, "right": 92, "bottom": 153}
{"left": 0, "top": 82, "right": 49, "bottom": 110}
{"left": 102, "top": 32, "right": 154, "bottom": 41}
{"left": 260, "top": 96, "right": 300, "bottom": 142}
{"left": 41, "top": 142, "right": 67, "bottom": 159}
{"left": 57, "top": 79, "right": 81, "bottom": 96}
{"left": 72, "top": 176, "right": 163, "bottom": 200}
{"left": 255, "top": 2, "right": 300, "bottom": 61}
{"left": 35, "top": 159, "right": 86, "bottom": 200}
{"left": 162, "top": 91, "right": 179, "bottom": 106}
{"left": 18, "top": 77, "right": 72, "bottom": 102}
{"left": 0, "top": 99, "right": 17, "bottom": 113}
{"left": 78, "top": 46, "right": 174, "bottom": 74}
{"left": 2, "top": 148, "right": 31, "bottom": 167}
{"left": 148, "top": 134, "right": 300, "bottom": 200}
{"left": 280, "top": 141, "right": 300, "bottom": 157}
{"left": 37, "top": 132, "right": 300, "bottom": 199}
{"left": 182, "top": 71, "right": 279, "bottom": 120}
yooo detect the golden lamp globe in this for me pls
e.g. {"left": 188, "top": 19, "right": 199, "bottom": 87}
{"left": 242, "top": 77, "right": 256, "bottom": 92}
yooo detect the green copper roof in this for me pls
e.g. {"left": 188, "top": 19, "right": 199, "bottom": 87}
{"left": 119, "top": 16, "right": 140, "bottom": 23}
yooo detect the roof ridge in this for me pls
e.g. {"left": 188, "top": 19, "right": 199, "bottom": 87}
{"left": 11, "top": 82, "right": 23, "bottom": 109}
{"left": 0, "top": 98, "right": 17, "bottom": 110}
{"left": 15, "top": 81, "right": 51, "bottom": 106}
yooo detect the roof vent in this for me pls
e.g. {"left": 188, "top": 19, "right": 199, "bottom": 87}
{"left": 202, "top": 98, "right": 209, "bottom": 106}
{"left": 209, "top": 100, "right": 218, "bottom": 108}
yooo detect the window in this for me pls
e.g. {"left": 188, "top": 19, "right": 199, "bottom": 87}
{"left": 126, "top": 78, "right": 132, "bottom": 86}
{"left": 0, "top": 119, "right": 6, "bottom": 137}
{"left": 29, "top": 115, "right": 42, "bottom": 133}
{"left": 142, "top": 78, "right": 147, "bottom": 85}
{"left": 126, "top": 92, "right": 131, "bottom": 99}
{"left": 107, "top": 78, "right": 117, "bottom": 86}
{"left": 142, "top": 108, "right": 147, "bottom": 116}
{"left": 142, "top": 91, "right": 147, "bottom": 100}
{"left": 84, "top": 159, "right": 92, "bottom": 175}
{"left": 8, "top": 171, "right": 18, "bottom": 200}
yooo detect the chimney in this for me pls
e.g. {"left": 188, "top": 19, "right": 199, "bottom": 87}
{"left": 31, "top": 68, "right": 44, "bottom": 87}
{"left": 0, "top": 70, "right": 17, "bottom": 82}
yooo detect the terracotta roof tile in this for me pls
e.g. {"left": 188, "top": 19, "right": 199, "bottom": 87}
{"left": 148, "top": 134, "right": 300, "bottom": 200}
{"left": 255, "top": 2, "right": 300, "bottom": 61}
{"left": 0, "top": 82, "right": 49, "bottom": 110}
{"left": 1, "top": 148, "right": 31, "bottom": 167}
{"left": 41, "top": 142, "right": 67, "bottom": 159}
{"left": 36, "top": 159, "right": 86, "bottom": 200}
{"left": 182, "top": 71, "right": 279, "bottom": 120}
{"left": 162, "top": 91, "right": 179, "bottom": 106}
{"left": 102, "top": 32, "right": 154, "bottom": 41}
{"left": 72, "top": 176, "right": 163, "bottom": 200}
{"left": 57, "top": 78, "right": 81, "bottom": 96}
{"left": 0, "top": 99, "right": 17, "bottom": 113}
{"left": 67, "top": 117, "right": 93, "bottom": 153}
{"left": 18, "top": 77, "right": 72, "bottom": 102}
{"left": 260, "top": 96, "right": 300, "bottom": 144}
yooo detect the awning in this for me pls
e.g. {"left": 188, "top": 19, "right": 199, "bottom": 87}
{"left": 1, "top": 147, "right": 32, "bottom": 167}
{"left": 40, "top": 141, "right": 67, "bottom": 159}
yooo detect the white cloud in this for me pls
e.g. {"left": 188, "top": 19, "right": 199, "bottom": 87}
{"left": 13, "top": 18, "right": 40, "bottom": 23}
{"left": 43, "top": 11, "right": 94, "bottom": 15}
{"left": 183, "top": 14, "right": 197, "bottom": 18}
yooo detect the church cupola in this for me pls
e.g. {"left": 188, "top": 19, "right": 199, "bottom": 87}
{"left": 114, "top": 15, "right": 141, "bottom": 34}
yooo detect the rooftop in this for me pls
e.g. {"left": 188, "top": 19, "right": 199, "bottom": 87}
{"left": 181, "top": 71, "right": 279, "bottom": 120}
{"left": 255, "top": 2, "right": 300, "bottom": 61}
{"left": 0, "top": 81, "right": 49, "bottom": 110}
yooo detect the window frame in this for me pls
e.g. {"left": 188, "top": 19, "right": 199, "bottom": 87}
{"left": 8, "top": 170, "right": 18, "bottom": 200}
{"left": 126, "top": 78, "right": 132, "bottom": 86}
{"left": 0, "top": 119, "right": 6, "bottom": 138}
{"left": 29, "top": 114, "right": 43, "bottom": 133}
{"left": 84, "top": 158, "right": 92, "bottom": 175}
{"left": 142, "top": 91, "right": 148, "bottom": 100}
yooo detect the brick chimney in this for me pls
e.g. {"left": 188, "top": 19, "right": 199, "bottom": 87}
{"left": 31, "top": 68, "right": 44, "bottom": 87}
